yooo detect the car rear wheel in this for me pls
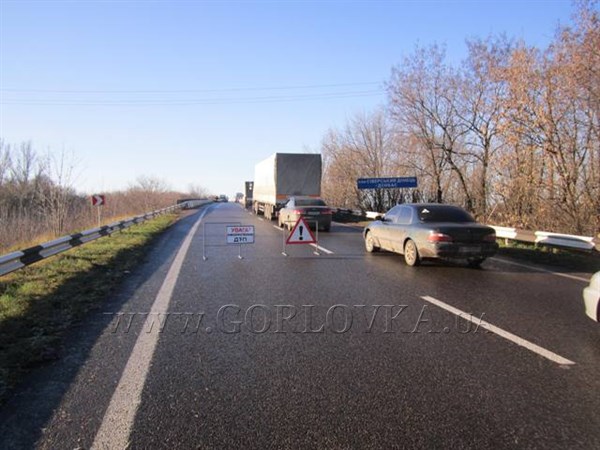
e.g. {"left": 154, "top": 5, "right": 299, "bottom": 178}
{"left": 404, "top": 239, "right": 420, "bottom": 266}
{"left": 365, "top": 232, "right": 380, "bottom": 253}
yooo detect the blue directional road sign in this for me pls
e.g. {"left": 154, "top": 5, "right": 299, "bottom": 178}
{"left": 357, "top": 177, "right": 418, "bottom": 190}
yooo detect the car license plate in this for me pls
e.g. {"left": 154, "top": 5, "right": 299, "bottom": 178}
{"left": 308, "top": 212, "right": 320, "bottom": 215}
{"left": 459, "top": 246, "right": 481, "bottom": 254}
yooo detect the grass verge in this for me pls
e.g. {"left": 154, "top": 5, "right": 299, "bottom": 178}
{"left": 497, "top": 240, "right": 600, "bottom": 273}
{"left": 0, "top": 213, "right": 178, "bottom": 405}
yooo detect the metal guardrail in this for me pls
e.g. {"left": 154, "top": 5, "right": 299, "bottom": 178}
{"left": 0, "top": 199, "right": 212, "bottom": 277}
{"left": 331, "top": 207, "right": 370, "bottom": 217}
{"left": 332, "top": 207, "right": 600, "bottom": 252}
{"left": 332, "top": 209, "right": 383, "bottom": 220}
{"left": 490, "top": 226, "right": 600, "bottom": 252}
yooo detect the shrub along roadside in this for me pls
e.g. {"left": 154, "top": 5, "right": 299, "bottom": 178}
{"left": 0, "top": 213, "right": 178, "bottom": 405}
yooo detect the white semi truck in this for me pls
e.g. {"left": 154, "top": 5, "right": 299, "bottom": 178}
{"left": 252, "top": 153, "right": 322, "bottom": 220}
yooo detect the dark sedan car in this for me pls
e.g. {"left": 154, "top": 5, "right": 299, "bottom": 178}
{"left": 278, "top": 197, "right": 332, "bottom": 232}
{"left": 363, "top": 203, "right": 498, "bottom": 267}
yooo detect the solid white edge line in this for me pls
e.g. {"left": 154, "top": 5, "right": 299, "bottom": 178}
{"left": 489, "top": 257, "right": 590, "bottom": 283}
{"left": 420, "top": 295, "right": 575, "bottom": 366}
{"left": 273, "top": 225, "right": 284, "bottom": 231}
{"left": 91, "top": 208, "right": 209, "bottom": 449}
{"left": 310, "top": 243, "right": 334, "bottom": 254}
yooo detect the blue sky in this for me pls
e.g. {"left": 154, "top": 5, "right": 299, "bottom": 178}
{"left": 0, "top": 0, "right": 574, "bottom": 197}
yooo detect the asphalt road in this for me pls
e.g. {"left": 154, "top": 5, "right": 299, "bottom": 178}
{"left": 1, "top": 202, "right": 599, "bottom": 449}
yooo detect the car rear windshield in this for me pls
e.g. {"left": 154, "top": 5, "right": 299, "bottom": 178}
{"left": 295, "top": 199, "right": 327, "bottom": 206}
{"left": 417, "top": 206, "right": 475, "bottom": 223}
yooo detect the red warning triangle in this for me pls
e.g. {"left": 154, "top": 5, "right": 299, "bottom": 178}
{"left": 286, "top": 217, "right": 317, "bottom": 244}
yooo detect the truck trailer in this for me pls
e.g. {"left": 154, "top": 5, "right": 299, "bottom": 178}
{"left": 253, "top": 153, "right": 322, "bottom": 220}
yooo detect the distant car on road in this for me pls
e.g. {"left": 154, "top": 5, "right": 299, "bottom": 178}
{"left": 278, "top": 197, "right": 332, "bottom": 232}
{"left": 363, "top": 203, "right": 498, "bottom": 267}
{"left": 583, "top": 271, "right": 600, "bottom": 322}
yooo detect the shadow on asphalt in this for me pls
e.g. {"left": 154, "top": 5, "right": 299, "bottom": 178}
{"left": 367, "top": 251, "right": 594, "bottom": 275}
{"left": 330, "top": 224, "right": 364, "bottom": 234}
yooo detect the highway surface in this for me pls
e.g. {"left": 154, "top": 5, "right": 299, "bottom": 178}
{"left": 1, "top": 202, "right": 599, "bottom": 449}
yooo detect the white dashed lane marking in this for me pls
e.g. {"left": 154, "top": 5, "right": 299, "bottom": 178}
{"left": 421, "top": 295, "right": 575, "bottom": 366}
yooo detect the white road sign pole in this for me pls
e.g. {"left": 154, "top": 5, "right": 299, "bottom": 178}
{"left": 282, "top": 223, "right": 287, "bottom": 256}
{"left": 91, "top": 195, "right": 106, "bottom": 227}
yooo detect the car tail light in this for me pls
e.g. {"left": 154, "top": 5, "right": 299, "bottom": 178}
{"left": 483, "top": 233, "right": 497, "bottom": 243}
{"left": 428, "top": 232, "right": 453, "bottom": 242}
{"left": 292, "top": 209, "right": 303, "bottom": 215}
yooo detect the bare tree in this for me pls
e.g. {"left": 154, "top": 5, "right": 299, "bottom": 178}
{"left": 498, "top": 3, "right": 600, "bottom": 234}
{"left": 457, "top": 36, "right": 512, "bottom": 217}
{"left": 387, "top": 44, "right": 473, "bottom": 208}
{"left": 0, "top": 140, "right": 11, "bottom": 186}
{"left": 186, "top": 183, "right": 210, "bottom": 198}
{"left": 128, "top": 175, "right": 172, "bottom": 211}
{"left": 0, "top": 141, "right": 199, "bottom": 252}
{"left": 9, "top": 141, "right": 40, "bottom": 187}
{"left": 322, "top": 109, "right": 403, "bottom": 211}
{"left": 131, "top": 175, "right": 171, "bottom": 194}
{"left": 38, "top": 149, "right": 81, "bottom": 236}
{"left": 321, "top": 2, "right": 600, "bottom": 234}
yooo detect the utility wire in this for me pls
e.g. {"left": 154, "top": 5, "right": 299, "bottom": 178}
{"left": 1, "top": 89, "right": 385, "bottom": 106}
{"left": 1, "top": 81, "right": 382, "bottom": 94}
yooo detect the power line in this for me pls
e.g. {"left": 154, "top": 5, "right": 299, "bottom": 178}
{"left": 0, "top": 81, "right": 382, "bottom": 94}
{"left": 1, "top": 89, "right": 385, "bottom": 106}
